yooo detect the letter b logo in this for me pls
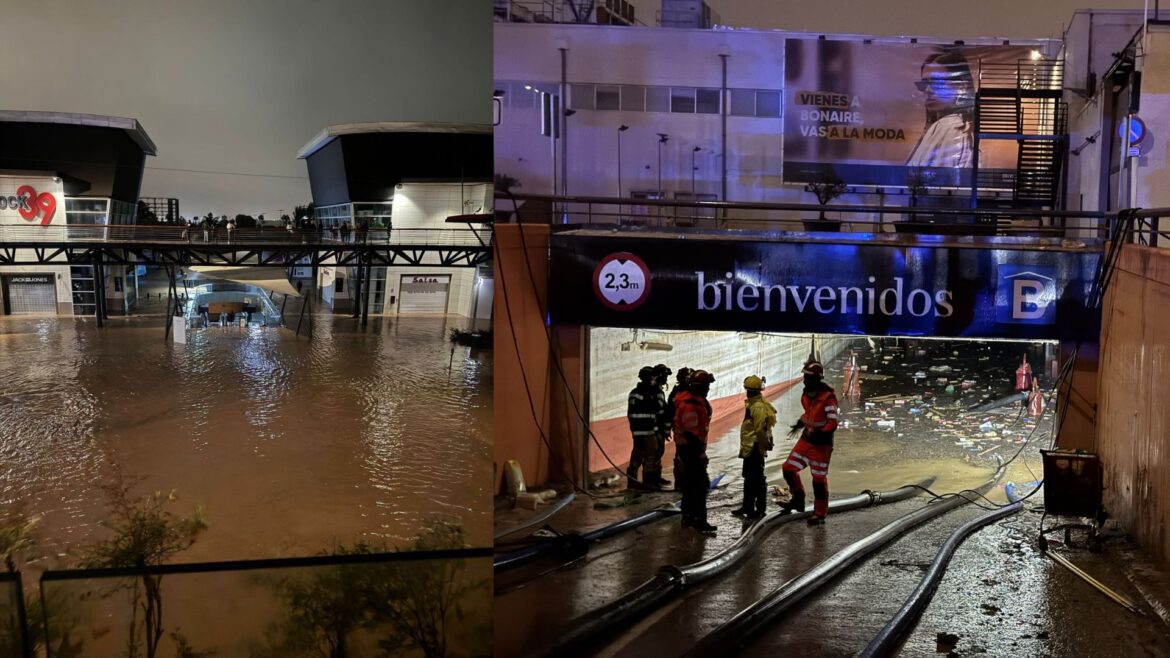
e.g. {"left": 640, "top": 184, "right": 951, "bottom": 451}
{"left": 997, "top": 265, "right": 1056, "bottom": 325}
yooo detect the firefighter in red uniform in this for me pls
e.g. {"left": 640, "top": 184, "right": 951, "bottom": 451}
{"left": 782, "top": 360, "right": 839, "bottom": 525}
{"left": 674, "top": 370, "right": 717, "bottom": 533}
{"left": 666, "top": 367, "right": 693, "bottom": 491}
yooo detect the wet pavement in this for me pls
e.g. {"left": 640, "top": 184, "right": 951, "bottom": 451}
{"left": 494, "top": 337, "right": 1170, "bottom": 657}
{"left": 0, "top": 307, "right": 492, "bottom": 567}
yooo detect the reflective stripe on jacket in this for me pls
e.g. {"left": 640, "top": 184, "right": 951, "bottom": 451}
{"left": 628, "top": 383, "right": 666, "bottom": 438}
{"left": 672, "top": 391, "right": 710, "bottom": 447}
{"left": 739, "top": 395, "right": 777, "bottom": 458}
{"left": 800, "top": 386, "right": 839, "bottom": 446}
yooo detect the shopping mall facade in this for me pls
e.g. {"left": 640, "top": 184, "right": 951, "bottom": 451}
{"left": 0, "top": 111, "right": 156, "bottom": 316}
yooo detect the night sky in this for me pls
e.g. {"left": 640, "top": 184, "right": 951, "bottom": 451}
{"left": 709, "top": 0, "right": 1147, "bottom": 39}
{"left": 1, "top": 0, "right": 491, "bottom": 220}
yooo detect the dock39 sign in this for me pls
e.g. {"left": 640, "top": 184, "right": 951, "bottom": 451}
{"left": 550, "top": 234, "right": 1103, "bottom": 341}
{"left": 0, "top": 176, "right": 64, "bottom": 226}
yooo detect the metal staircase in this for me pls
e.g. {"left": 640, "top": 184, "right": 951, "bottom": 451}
{"left": 972, "top": 59, "right": 1067, "bottom": 209}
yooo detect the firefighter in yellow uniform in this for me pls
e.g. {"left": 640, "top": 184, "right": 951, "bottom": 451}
{"left": 732, "top": 375, "right": 777, "bottom": 520}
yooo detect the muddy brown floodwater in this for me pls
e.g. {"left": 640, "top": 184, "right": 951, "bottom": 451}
{"left": 0, "top": 313, "right": 492, "bottom": 566}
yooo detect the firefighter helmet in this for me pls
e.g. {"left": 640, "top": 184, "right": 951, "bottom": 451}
{"left": 743, "top": 375, "right": 765, "bottom": 391}
{"left": 677, "top": 367, "right": 693, "bottom": 384}
{"left": 690, "top": 370, "right": 715, "bottom": 385}
{"left": 638, "top": 366, "right": 656, "bottom": 382}
{"left": 802, "top": 361, "right": 825, "bottom": 377}
{"left": 653, "top": 364, "right": 672, "bottom": 378}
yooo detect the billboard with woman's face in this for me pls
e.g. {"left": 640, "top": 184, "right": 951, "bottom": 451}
{"left": 783, "top": 39, "right": 1043, "bottom": 188}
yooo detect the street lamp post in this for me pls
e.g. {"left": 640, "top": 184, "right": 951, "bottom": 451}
{"left": 617, "top": 125, "right": 629, "bottom": 224}
{"left": 691, "top": 146, "right": 701, "bottom": 196}
{"left": 656, "top": 133, "right": 669, "bottom": 197}
{"left": 692, "top": 146, "right": 701, "bottom": 223}
{"left": 657, "top": 133, "right": 669, "bottom": 226}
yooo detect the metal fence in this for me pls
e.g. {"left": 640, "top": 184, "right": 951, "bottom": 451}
{"left": 0, "top": 224, "right": 491, "bottom": 248}
{"left": 497, "top": 192, "right": 1115, "bottom": 237}
{"left": 0, "top": 573, "right": 28, "bottom": 658}
{"left": 1, "top": 547, "right": 490, "bottom": 658}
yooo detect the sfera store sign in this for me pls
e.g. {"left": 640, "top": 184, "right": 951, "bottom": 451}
{"left": 0, "top": 176, "right": 64, "bottom": 226}
{"left": 550, "top": 234, "right": 1102, "bottom": 340}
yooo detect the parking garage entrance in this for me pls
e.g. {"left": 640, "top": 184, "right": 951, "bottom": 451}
{"left": 547, "top": 229, "right": 1104, "bottom": 480}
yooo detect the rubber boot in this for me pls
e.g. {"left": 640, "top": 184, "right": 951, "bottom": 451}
{"left": 643, "top": 470, "right": 663, "bottom": 491}
{"left": 782, "top": 470, "right": 806, "bottom": 514}
{"left": 693, "top": 520, "right": 717, "bottom": 534}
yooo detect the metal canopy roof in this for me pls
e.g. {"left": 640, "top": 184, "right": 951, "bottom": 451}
{"left": 0, "top": 110, "right": 158, "bottom": 156}
{"left": 296, "top": 121, "right": 493, "bottom": 159}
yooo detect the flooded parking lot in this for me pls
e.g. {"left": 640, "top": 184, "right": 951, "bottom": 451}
{"left": 0, "top": 312, "right": 492, "bottom": 566}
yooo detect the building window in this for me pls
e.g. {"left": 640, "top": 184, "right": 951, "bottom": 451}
{"left": 671, "top": 87, "right": 696, "bottom": 113}
{"left": 596, "top": 85, "right": 621, "bottom": 110}
{"left": 730, "top": 89, "right": 756, "bottom": 116}
{"left": 756, "top": 90, "right": 781, "bottom": 118}
{"left": 621, "top": 85, "right": 645, "bottom": 112}
{"left": 646, "top": 86, "right": 670, "bottom": 113}
{"left": 570, "top": 84, "right": 595, "bottom": 110}
{"left": 696, "top": 88, "right": 721, "bottom": 114}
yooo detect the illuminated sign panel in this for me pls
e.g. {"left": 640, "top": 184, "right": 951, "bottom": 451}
{"left": 783, "top": 39, "right": 1040, "bottom": 187}
{"left": 551, "top": 234, "right": 1100, "bottom": 340}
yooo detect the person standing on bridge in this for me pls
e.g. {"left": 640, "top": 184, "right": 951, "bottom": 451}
{"left": 732, "top": 375, "right": 776, "bottom": 520}
{"left": 781, "top": 360, "right": 839, "bottom": 526}
{"left": 627, "top": 366, "right": 666, "bottom": 490}
{"left": 674, "top": 370, "right": 717, "bottom": 533}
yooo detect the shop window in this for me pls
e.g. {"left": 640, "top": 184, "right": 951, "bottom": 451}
{"left": 646, "top": 86, "right": 670, "bottom": 113}
{"left": 571, "top": 84, "right": 596, "bottom": 110}
{"left": 756, "top": 91, "right": 781, "bottom": 118}
{"left": 621, "top": 85, "right": 645, "bottom": 112}
{"left": 696, "top": 88, "right": 721, "bottom": 114}
{"left": 596, "top": 85, "right": 621, "bottom": 111}
{"left": 730, "top": 89, "right": 756, "bottom": 116}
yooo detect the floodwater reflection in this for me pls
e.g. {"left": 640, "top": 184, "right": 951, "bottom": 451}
{"left": 0, "top": 314, "right": 491, "bottom": 564}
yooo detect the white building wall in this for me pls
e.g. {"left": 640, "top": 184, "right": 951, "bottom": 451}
{"left": 391, "top": 182, "right": 492, "bottom": 229}
{"left": 588, "top": 327, "right": 860, "bottom": 422}
{"left": 1133, "top": 25, "right": 1170, "bottom": 211}
{"left": 495, "top": 23, "right": 793, "bottom": 210}
{"left": 1062, "top": 10, "right": 1144, "bottom": 219}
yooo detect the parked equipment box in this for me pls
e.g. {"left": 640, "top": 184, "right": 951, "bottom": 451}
{"left": 1041, "top": 450, "right": 1102, "bottom": 518}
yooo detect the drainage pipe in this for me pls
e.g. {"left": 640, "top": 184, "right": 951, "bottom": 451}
{"left": 685, "top": 461, "right": 1006, "bottom": 658}
{"left": 495, "top": 503, "right": 680, "bottom": 572}
{"left": 860, "top": 500, "right": 1024, "bottom": 658}
{"left": 526, "top": 478, "right": 936, "bottom": 658}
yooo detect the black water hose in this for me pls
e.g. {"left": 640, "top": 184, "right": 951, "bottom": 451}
{"left": 494, "top": 503, "right": 679, "bottom": 572}
{"left": 685, "top": 460, "right": 1007, "bottom": 658}
{"left": 859, "top": 500, "right": 1023, "bottom": 658}
{"left": 525, "top": 479, "right": 937, "bottom": 658}
{"left": 967, "top": 391, "right": 1027, "bottom": 413}
{"left": 582, "top": 503, "right": 680, "bottom": 543}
